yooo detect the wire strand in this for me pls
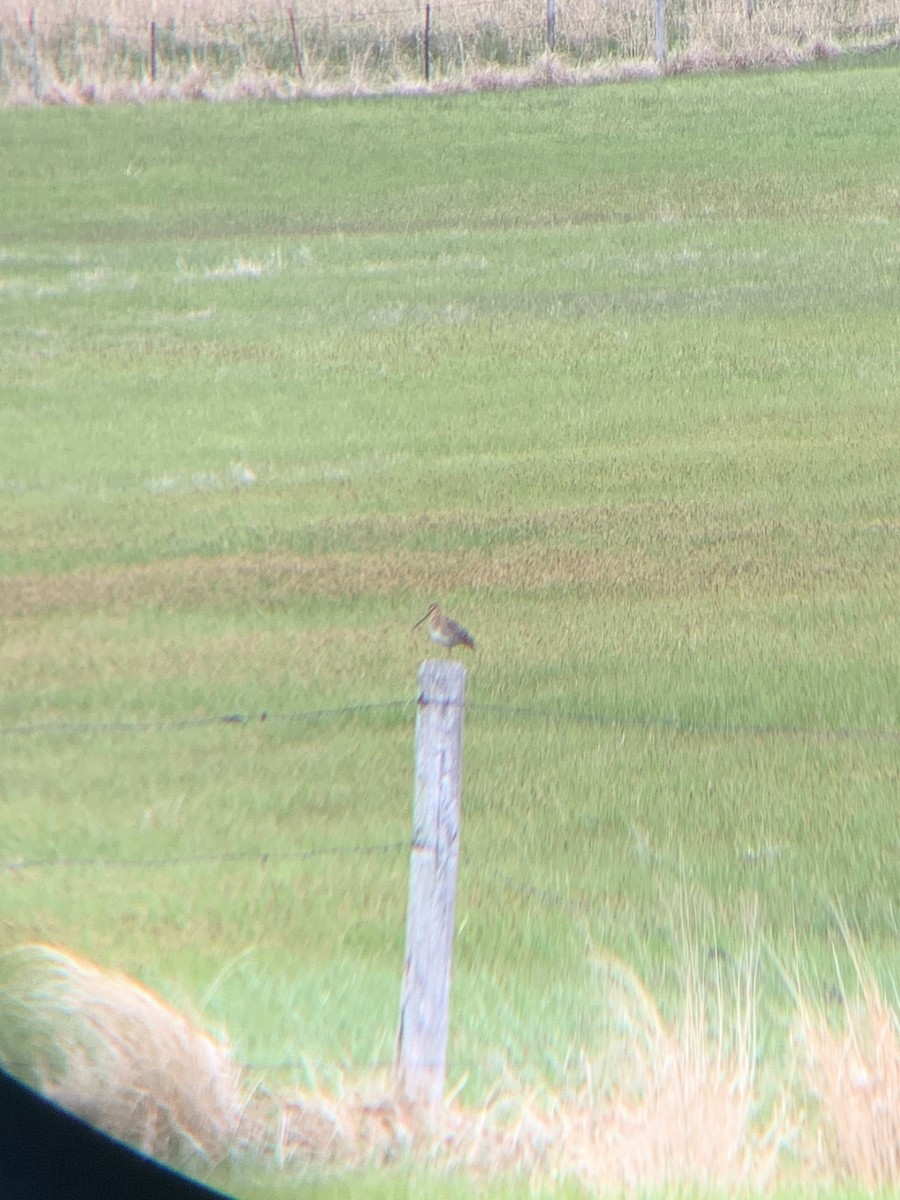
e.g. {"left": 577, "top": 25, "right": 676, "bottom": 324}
{"left": 0, "top": 698, "right": 894, "bottom": 741}
{"left": 0, "top": 701, "right": 410, "bottom": 737}
{"left": 1, "top": 840, "right": 410, "bottom": 874}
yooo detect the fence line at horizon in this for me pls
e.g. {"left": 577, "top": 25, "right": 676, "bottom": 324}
{"left": 3, "top": 0, "right": 899, "bottom": 101}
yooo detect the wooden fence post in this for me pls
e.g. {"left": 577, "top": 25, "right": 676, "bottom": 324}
{"left": 288, "top": 5, "right": 304, "bottom": 79}
{"left": 424, "top": 3, "right": 431, "bottom": 82}
{"left": 150, "top": 20, "right": 157, "bottom": 82}
{"left": 396, "top": 659, "right": 466, "bottom": 1118}
{"left": 547, "top": 0, "right": 557, "bottom": 51}
{"left": 28, "top": 7, "right": 42, "bottom": 100}
{"left": 655, "top": 0, "right": 666, "bottom": 66}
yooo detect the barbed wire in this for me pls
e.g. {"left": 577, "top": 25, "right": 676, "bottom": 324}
{"left": 1, "top": 699, "right": 895, "bottom": 742}
{"left": 466, "top": 702, "right": 900, "bottom": 743}
{"left": 0, "top": 839, "right": 409, "bottom": 875}
{"left": 0, "top": 701, "right": 410, "bottom": 737}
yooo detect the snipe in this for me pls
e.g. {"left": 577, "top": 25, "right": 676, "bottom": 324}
{"left": 413, "top": 603, "right": 475, "bottom": 654}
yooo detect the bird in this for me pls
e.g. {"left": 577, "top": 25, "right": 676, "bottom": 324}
{"left": 413, "top": 603, "right": 476, "bottom": 654}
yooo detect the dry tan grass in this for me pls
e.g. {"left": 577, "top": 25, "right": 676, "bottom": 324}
{"left": 0, "top": 940, "right": 778, "bottom": 1187}
{"left": 263, "top": 955, "right": 789, "bottom": 1192}
{"left": 796, "top": 976, "right": 900, "bottom": 1189}
{"left": 2, "top": 0, "right": 899, "bottom": 103}
{"left": 0, "top": 944, "right": 244, "bottom": 1168}
{"left": 552, "top": 961, "right": 777, "bottom": 1192}
{"left": 5, "top": 0, "right": 899, "bottom": 41}
{"left": 1, "top": 942, "right": 897, "bottom": 1190}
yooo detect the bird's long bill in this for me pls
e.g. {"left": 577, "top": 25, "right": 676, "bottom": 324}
{"left": 412, "top": 611, "right": 430, "bottom": 630}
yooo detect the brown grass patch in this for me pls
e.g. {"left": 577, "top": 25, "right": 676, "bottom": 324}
{"left": 0, "top": 547, "right": 672, "bottom": 618}
{"left": 0, "top": 506, "right": 878, "bottom": 619}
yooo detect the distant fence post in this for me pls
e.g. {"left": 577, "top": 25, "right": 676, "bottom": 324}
{"left": 547, "top": 0, "right": 557, "bottom": 51}
{"left": 424, "top": 2, "right": 431, "bottom": 82}
{"left": 655, "top": 0, "right": 666, "bottom": 66}
{"left": 149, "top": 20, "right": 157, "bottom": 82}
{"left": 396, "top": 659, "right": 466, "bottom": 1119}
{"left": 288, "top": 5, "right": 304, "bottom": 79}
{"left": 28, "top": 6, "right": 42, "bottom": 100}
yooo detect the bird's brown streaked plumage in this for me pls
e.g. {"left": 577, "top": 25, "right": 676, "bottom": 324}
{"left": 412, "top": 603, "right": 476, "bottom": 653}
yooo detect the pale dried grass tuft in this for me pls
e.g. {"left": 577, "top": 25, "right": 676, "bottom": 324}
{"left": 266, "top": 954, "right": 789, "bottom": 1192}
{"left": 797, "top": 975, "right": 900, "bottom": 1189}
{"left": 0, "top": 944, "right": 244, "bottom": 1168}
{"left": 548, "top": 956, "right": 786, "bottom": 1193}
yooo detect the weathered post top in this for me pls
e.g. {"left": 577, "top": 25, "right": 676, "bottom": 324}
{"left": 417, "top": 658, "right": 467, "bottom": 704}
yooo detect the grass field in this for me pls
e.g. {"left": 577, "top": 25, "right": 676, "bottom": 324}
{"left": 1, "top": 54, "right": 898, "bottom": 1195}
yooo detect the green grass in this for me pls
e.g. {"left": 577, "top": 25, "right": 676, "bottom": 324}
{"left": 205, "top": 1170, "right": 593, "bottom": 1200}
{"left": 1, "top": 57, "right": 899, "bottom": 1196}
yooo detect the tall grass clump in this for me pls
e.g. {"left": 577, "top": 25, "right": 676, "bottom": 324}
{"left": 540, "top": 955, "right": 783, "bottom": 1192}
{"left": 793, "top": 942, "right": 900, "bottom": 1189}
{"left": 0, "top": 944, "right": 244, "bottom": 1169}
